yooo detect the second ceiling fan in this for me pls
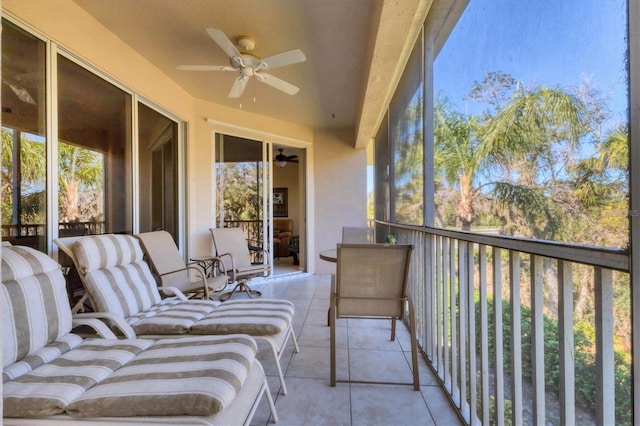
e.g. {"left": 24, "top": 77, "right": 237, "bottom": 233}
{"left": 177, "top": 28, "right": 306, "bottom": 99}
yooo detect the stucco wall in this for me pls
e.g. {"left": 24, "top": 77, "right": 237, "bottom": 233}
{"left": 313, "top": 129, "right": 368, "bottom": 274}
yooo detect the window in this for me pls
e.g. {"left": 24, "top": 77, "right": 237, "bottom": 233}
{"left": 57, "top": 55, "right": 132, "bottom": 235}
{"left": 389, "top": 36, "right": 424, "bottom": 225}
{"left": 433, "top": 0, "right": 630, "bottom": 248}
{"left": 138, "top": 103, "right": 179, "bottom": 239}
{"left": 1, "top": 20, "right": 47, "bottom": 250}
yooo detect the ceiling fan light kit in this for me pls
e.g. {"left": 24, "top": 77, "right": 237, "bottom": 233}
{"left": 177, "top": 28, "right": 306, "bottom": 99}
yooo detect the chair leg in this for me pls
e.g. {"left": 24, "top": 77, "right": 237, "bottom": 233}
{"left": 390, "top": 317, "right": 397, "bottom": 341}
{"left": 329, "top": 283, "right": 337, "bottom": 387}
{"left": 220, "top": 279, "right": 262, "bottom": 302}
{"left": 408, "top": 297, "right": 420, "bottom": 391}
{"left": 268, "top": 341, "right": 288, "bottom": 395}
{"left": 263, "top": 378, "right": 279, "bottom": 423}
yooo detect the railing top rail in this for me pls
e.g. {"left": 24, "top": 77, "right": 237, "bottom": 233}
{"left": 377, "top": 220, "right": 630, "bottom": 272}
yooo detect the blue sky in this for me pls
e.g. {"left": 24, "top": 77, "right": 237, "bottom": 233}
{"left": 434, "top": 0, "right": 628, "bottom": 126}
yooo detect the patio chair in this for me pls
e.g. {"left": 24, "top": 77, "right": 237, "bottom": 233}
{"left": 2, "top": 244, "right": 278, "bottom": 425}
{"left": 329, "top": 243, "right": 420, "bottom": 390}
{"left": 210, "top": 227, "right": 271, "bottom": 301}
{"left": 341, "top": 226, "right": 375, "bottom": 243}
{"left": 54, "top": 233, "right": 299, "bottom": 396}
{"left": 135, "top": 230, "right": 230, "bottom": 299}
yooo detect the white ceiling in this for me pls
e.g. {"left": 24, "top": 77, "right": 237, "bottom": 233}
{"left": 70, "top": 0, "right": 434, "bottom": 145}
{"left": 71, "top": 0, "right": 379, "bottom": 131}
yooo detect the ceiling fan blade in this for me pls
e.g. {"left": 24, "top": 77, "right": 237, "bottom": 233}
{"left": 255, "top": 73, "right": 299, "bottom": 95}
{"left": 176, "top": 65, "right": 235, "bottom": 71}
{"left": 257, "top": 49, "right": 306, "bottom": 71}
{"left": 205, "top": 28, "right": 243, "bottom": 60}
{"left": 228, "top": 76, "right": 249, "bottom": 98}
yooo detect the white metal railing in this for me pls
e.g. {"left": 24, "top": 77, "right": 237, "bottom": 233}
{"left": 377, "top": 221, "right": 631, "bottom": 425}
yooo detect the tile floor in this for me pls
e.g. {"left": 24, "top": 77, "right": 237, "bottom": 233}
{"left": 235, "top": 273, "right": 463, "bottom": 426}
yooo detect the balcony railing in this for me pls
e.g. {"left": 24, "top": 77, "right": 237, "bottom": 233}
{"left": 377, "top": 221, "right": 631, "bottom": 425}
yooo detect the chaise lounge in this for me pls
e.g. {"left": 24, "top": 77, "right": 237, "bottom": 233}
{"left": 2, "top": 244, "right": 278, "bottom": 425}
{"left": 55, "top": 233, "right": 299, "bottom": 395}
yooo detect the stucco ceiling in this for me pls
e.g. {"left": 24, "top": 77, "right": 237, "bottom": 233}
{"left": 71, "top": 0, "right": 431, "bottom": 145}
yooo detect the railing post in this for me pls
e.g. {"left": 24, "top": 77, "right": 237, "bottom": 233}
{"left": 509, "top": 251, "right": 522, "bottom": 425}
{"left": 493, "top": 247, "right": 504, "bottom": 425}
{"left": 467, "top": 241, "right": 477, "bottom": 424}
{"left": 595, "top": 267, "right": 615, "bottom": 423}
{"left": 458, "top": 240, "right": 468, "bottom": 416}
{"left": 530, "top": 255, "right": 545, "bottom": 425}
{"left": 558, "top": 260, "right": 575, "bottom": 425}
{"left": 479, "top": 245, "right": 490, "bottom": 425}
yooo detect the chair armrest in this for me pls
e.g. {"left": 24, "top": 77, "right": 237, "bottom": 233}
{"left": 158, "top": 286, "right": 189, "bottom": 300}
{"left": 72, "top": 312, "right": 137, "bottom": 339}
{"left": 72, "top": 316, "right": 118, "bottom": 339}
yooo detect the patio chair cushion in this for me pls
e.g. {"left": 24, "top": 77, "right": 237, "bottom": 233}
{"left": 73, "top": 234, "right": 162, "bottom": 316}
{"left": 127, "top": 298, "right": 216, "bottom": 335}
{"left": 2, "top": 245, "right": 72, "bottom": 367}
{"left": 66, "top": 335, "right": 257, "bottom": 418}
{"left": 3, "top": 339, "right": 151, "bottom": 417}
{"left": 191, "top": 299, "right": 295, "bottom": 336}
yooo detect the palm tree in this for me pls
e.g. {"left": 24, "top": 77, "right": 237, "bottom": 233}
{"left": 1, "top": 129, "right": 46, "bottom": 226}
{"left": 435, "top": 83, "right": 588, "bottom": 237}
{"left": 57, "top": 142, "right": 104, "bottom": 223}
{"left": 434, "top": 96, "right": 481, "bottom": 230}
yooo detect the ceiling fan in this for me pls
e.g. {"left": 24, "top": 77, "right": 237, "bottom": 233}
{"left": 274, "top": 149, "right": 298, "bottom": 167}
{"left": 177, "top": 28, "right": 306, "bottom": 99}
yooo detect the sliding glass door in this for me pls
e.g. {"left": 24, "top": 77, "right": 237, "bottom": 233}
{"left": 215, "top": 134, "right": 270, "bottom": 266}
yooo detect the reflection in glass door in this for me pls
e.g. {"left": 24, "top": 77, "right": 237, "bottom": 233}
{"left": 1, "top": 20, "right": 47, "bottom": 251}
{"left": 138, "top": 103, "right": 179, "bottom": 240}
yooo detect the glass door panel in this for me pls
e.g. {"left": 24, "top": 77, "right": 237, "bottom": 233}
{"left": 57, "top": 55, "right": 132, "bottom": 236}
{"left": 138, "top": 103, "right": 179, "bottom": 239}
{"left": 1, "top": 20, "right": 47, "bottom": 251}
{"left": 215, "top": 134, "right": 268, "bottom": 265}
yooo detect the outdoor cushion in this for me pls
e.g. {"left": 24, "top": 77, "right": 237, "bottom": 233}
{"left": 127, "top": 298, "right": 216, "bottom": 335}
{"left": 65, "top": 335, "right": 257, "bottom": 418}
{"left": 73, "top": 234, "right": 162, "bottom": 316}
{"left": 191, "top": 299, "right": 295, "bottom": 336}
{"left": 2, "top": 245, "right": 72, "bottom": 367}
{"left": 3, "top": 339, "right": 151, "bottom": 417}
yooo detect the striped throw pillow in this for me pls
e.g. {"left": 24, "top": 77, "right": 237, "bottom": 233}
{"left": 66, "top": 335, "right": 257, "bottom": 417}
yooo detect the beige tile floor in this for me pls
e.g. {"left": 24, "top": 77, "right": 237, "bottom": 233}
{"left": 235, "top": 273, "right": 463, "bottom": 426}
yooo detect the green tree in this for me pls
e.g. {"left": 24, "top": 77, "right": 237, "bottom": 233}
{"left": 435, "top": 73, "right": 589, "bottom": 239}
{"left": 1, "top": 129, "right": 46, "bottom": 225}
{"left": 57, "top": 142, "right": 104, "bottom": 222}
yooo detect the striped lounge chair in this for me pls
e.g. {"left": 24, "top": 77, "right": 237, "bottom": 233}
{"left": 55, "top": 234, "right": 299, "bottom": 395}
{"left": 2, "top": 244, "right": 278, "bottom": 425}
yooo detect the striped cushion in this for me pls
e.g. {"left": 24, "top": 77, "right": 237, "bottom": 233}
{"left": 3, "top": 339, "right": 152, "bottom": 417}
{"left": 2, "top": 246, "right": 72, "bottom": 368}
{"left": 73, "top": 235, "right": 162, "bottom": 316}
{"left": 72, "top": 234, "right": 143, "bottom": 273}
{"left": 128, "top": 298, "right": 216, "bottom": 335}
{"left": 2, "top": 245, "right": 60, "bottom": 281}
{"left": 3, "top": 334, "right": 83, "bottom": 382}
{"left": 82, "top": 261, "right": 161, "bottom": 317}
{"left": 191, "top": 299, "right": 295, "bottom": 336}
{"left": 66, "top": 335, "right": 257, "bottom": 418}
